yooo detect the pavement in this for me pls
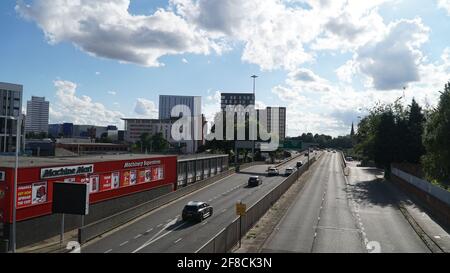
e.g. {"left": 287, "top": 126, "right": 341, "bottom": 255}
{"left": 78, "top": 154, "right": 308, "bottom": 253}
{"left": 259, "top": 152, "right": 450, "bottom": 253}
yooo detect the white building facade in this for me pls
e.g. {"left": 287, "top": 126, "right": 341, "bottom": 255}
{"left": 25, "top": 96, "right": 49, "bottom": 134}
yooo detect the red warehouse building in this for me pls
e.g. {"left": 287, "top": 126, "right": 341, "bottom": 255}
{"left": 0, "top": 154, "right": 177, "bottom": 249}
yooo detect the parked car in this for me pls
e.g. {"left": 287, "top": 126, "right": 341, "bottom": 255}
{"left": 248, "top": 176, "right": 262, "bottom": 187}
{"left": 182, "top": 201, "right": 213, "bottom": 222}
{"left": 296, "top": 161, "right": 304, "bottom": 168}
{"left": 268, "top": 167, "right": 279, "bottom": 176}
{"left": 284, "top": 167, "right": 295, "bottom": 176}
{"left": 346, "top": 156, "right": 354, "bottom": 161}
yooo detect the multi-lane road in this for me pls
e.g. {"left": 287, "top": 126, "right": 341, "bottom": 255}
{"left": 262, "top": 152, "right": 446, "bottom": 253}
{"left": 82, "top": 153, "right": 309, "bottom": 253}
{"left": 82, "top": 151, "right": 449, "bottom": 253}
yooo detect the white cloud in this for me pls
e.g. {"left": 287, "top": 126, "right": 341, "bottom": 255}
{"left": 95, "top": 71, "right": 101, "bottom": 75}
{"left": 16, "top": 0, "right": 220, "bottom": 67}
{"left": 134, "top": 98, "right": 158, "bottom": 118}
{"left": 50, "top": 80, "right": 124, "bottom": 127}
{"left": 438, "top": 0, "right": 450, "bottom": 15}
{"left": 108, "top": 91, "right": 117, "bottom": 96}
{"left": 343, "top": 18, "right": 430, "bottom": 90}
{"left": 17, "top": 0, "right": 395, "bottom": 72}
{"left": 282, "top": 68, "right": 333, "bottom": 93}
{"left": 182, "top": 58, "right": 189, "bottom": 64}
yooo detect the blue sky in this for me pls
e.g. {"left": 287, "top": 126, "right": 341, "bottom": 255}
{"left": 1, "top": 0, "right": 449, "bottom": 136}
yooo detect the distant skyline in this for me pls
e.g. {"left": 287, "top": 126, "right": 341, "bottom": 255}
{"left": 1, "top": 1, "right": 450, "bottom": 137}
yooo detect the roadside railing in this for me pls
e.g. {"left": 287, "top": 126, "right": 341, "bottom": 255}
{"left": 196, "top": 154, "right": 320, "bottom": 253}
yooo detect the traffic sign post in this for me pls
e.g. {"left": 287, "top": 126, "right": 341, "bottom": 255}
{"left": 236, "top": 202, "right": 247, "bottom": 249}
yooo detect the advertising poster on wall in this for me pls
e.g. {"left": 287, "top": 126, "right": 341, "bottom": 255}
{"left": 17, "top": 184, "right": 32, "bottom": 208}
{"left": 130, "top": 170, "right": 137, "bottom": 185}
{"left": 158, "top": 166, "right": 164, "bottom": 180}
{"left": 32, "top": 182, "right": 47, "bottom": 205}
{"left": 112, "top": 172, "right": 120, "bottom": 189}
{"left": 138, "top": 169, "right": 146, "bottom": 184}
{"left": 145, "top": 168, "right": 151, "bottom": 183}
{"left": 89, "top": 175, "right": 100, "bottom": 193}
{"left": 100, "top": 173, "right": 112, "bottom": 191}
{"left": 18, "top": 182, "right": 48, "bottom": 208}
{"left": 122, "top": 170, "right": 130, "bottom": 187}
{"left": 151, "top": 166, "right": 165, "bottom": 181}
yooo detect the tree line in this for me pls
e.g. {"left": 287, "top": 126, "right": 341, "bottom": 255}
{"left": 355, "top": 82, "right": 450, "bottom": 188}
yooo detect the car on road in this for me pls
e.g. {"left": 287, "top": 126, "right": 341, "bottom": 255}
{"left": 296, "top": 161, "right": 304, "bottom": 168}
{"left": 346, "top": 156, "right": 354, "bottom": 161}
{"left": 182, "top": 201, "right": 213, "bottom": 222}
{"left": 248, "top": 176, "right": 263, "bottom": 187}
{"left": 268, "top": 167, "right": 279, "bottom": 176}
{"left": 284, "top": 167, "right": 295, "bottom": 176}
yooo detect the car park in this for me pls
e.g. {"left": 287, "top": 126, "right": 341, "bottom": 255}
{"left": 182, "top": 201, "right": 213, "bottom": 222}
{"left": 248, "top": 176, "right": 262, "bottom": 187}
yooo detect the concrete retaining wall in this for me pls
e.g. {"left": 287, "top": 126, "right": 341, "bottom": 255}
{"left": 391, "top": 167, "right": 450, "bottom": 229}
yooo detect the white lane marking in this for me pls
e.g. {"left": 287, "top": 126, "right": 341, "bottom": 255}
{"left": 119, "top": 241, "right": 129, "bottom": 247}
{"left": 133, "top": 218, "right": 188, "bottom": 253}
{"left": 157, "top": 224, "right": 163, "bottom": 228}
{"left": 134, "top": 234, "right": 143, "bottom": 240}
{"left": 174, "top": 238, "right": 183, "bottom": 244}
{"left": 208, "top": 199, "right": 212, "bottom": 202}
{"left": 202, "top": 221, "right": 208, "bottom": 225}
{"left": 434, "top": 236, "right": 441, "bottom": 239}
{"left": 146, "top": 228, "right": 153, "bottom": 233}
{"left": 222, "top": 209, "right": 227, "bottom": 213}
{"left": 104, "top": 249, "right": 113, "bottom": 253}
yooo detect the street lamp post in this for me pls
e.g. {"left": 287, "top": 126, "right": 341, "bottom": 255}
{"left": 9, "top": 114, "right": 22, "bottom": 253}
{"left": 251, "top": 75, "right": 258, "bottom": 162}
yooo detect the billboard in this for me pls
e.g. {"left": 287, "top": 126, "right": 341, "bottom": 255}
{"left": 52, "top": 182, "right": 89, "bottom": 215}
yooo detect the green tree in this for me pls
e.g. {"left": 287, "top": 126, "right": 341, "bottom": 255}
{"left": 422, "top": 82, "right": 450, "bottom": 187}
{"left": 405, "top": 99, "right": 426, "bottom": 163}
{"left": 151, "top": 133, "right": 169, "bottom": 152}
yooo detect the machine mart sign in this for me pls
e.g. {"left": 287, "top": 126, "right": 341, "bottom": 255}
{"left": 41, "top": 165, "right": 94, "bottom": 179}
{"left": 123, "top": 160, "right": 162, "bottom": 169}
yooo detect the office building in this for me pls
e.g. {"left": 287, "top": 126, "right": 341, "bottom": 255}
{"left": 220, "top": 93, "right": 255, "bottom": 110}
{"left": 122, "top": 117, "right": 204, "bottom": 154}
{"left": 258, "top": 107, "right": 287, "bottom": 142}
{"left": 25, "top": 96, "right": 49, "bottom": 134}
{"left": 159, "top": 95, "right": 201, "bottom": 119}
{"left": 0, "top": 82, "right": 24, "bottom": 153}
{"left": 158, "top": 95, "right": 203, "bottom": 153}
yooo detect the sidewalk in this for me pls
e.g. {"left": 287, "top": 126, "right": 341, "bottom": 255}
{"left": 17, "top": 229, "right": 79, "bottom": 253}
{"left": 385, "top": 180, "right": 450, "bottom": 253}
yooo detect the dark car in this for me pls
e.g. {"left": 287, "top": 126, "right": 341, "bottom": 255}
{"left": 296, "top": 161, "right": 304, "bottom": 168}
{"left": 182, "top": 201, "right": 213, "bottom": 222}
{"left": 248, "top": 176, "right": 262, "bottom": 187}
